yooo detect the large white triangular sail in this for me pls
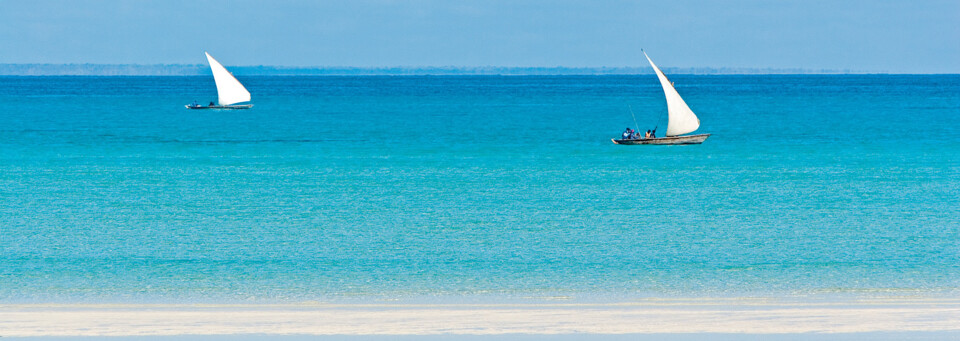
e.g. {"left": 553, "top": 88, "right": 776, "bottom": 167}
{"left": 205, "top": 52, "right": 251, "bottom": 106}
{"left": 643, "top": 51, "right": 699, "bottom": 136}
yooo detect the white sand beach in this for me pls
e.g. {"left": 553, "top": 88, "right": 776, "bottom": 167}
{"left": 2, "top": 298, "right": 959, "bottom": 338}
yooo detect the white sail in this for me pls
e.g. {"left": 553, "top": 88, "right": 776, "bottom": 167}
{"left": 643, "top": 51, "right": 699, "bottom": 136}
{"left": 205, "top": 52, "right": 251, "bottom": 105}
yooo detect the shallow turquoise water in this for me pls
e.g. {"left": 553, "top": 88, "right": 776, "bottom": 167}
{"left": 0, "top": 75, "right": 958, "bottom": 302}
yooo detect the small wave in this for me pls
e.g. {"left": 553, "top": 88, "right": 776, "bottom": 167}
{"left": 158, "top": 139, "right": 348, "bottom": 144}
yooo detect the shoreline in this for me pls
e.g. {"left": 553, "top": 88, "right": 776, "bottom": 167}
{"left": 3, "top": 298, "right": 959, "bottom": 337}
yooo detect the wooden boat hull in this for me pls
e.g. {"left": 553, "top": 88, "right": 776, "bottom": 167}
{"left": 612, "top": 133, "right": 710, "bottom": 145}
{"left": 185, "top": 104, "right": 253, "bottom": 109}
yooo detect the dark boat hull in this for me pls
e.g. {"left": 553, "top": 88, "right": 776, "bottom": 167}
{"left": 185, "top": 104, "right": 253, "bottom": 109}
{"left": 612, "top": 133, "right": 710, "bottom": 145}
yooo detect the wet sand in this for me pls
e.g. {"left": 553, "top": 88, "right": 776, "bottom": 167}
{"left": 2, "top": 298, "right": 959, "bottom": 338}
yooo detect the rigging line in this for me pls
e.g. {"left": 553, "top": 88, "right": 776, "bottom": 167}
{"left": 654, "top": 110, "right": 664, "bottom": 132}
{"left": 628, "top": 105, "right": 640, "bottom": 134}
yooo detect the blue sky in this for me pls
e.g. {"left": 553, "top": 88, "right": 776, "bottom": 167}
{"left": 1, "top": 0, "right": 958, "bottom": 72}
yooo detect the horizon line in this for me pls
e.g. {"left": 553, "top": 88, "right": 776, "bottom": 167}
{"left": 3, "top": 63, "right": 946, "bottom": 75}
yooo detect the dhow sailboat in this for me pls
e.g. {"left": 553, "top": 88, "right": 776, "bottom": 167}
{"left": 612, "top": 51, "right": 709, "bottom": 145}
{"left": 186, "top": 52, "right": 253, "bottom": 109}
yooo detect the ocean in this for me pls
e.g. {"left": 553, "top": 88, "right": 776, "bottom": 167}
{"left": 1, "top": 75, "right": 958, "bottom": 303}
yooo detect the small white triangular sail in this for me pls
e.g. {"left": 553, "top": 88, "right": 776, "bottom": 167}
{"left": 205, "top": 52, "right": 251, "bottom": 105}
{"left": 643, "top": 51, "right": 699, "bottom": 136}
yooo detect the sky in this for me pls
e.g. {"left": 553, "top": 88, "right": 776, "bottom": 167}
{"left": 1, "top": 0, "right": 958, "bottom": 73}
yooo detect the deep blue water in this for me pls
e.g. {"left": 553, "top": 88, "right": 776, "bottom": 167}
{"left": 0, "top": 75, "right": 958, "bottom": 303}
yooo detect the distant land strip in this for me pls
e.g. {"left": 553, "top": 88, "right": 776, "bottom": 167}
{"left": 0, "top": 64, "right": 864, "bottom": 76}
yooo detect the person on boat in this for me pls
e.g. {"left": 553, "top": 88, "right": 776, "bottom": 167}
{"left": 622, "top": 128, "right": 633, "bottom": 140}
{"left": 208, "top": 101, "right": 215, "bottom": 107}
{"left": 191, "top": 100, "right": 199, "bottom": 107}
{"left": 644, "top": 130, "right": 651, "bottom": 139}
{"left": 650, "top": 129, "right": 656, "bottom": 138}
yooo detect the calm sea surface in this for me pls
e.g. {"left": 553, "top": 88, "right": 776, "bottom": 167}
{"left": 0, "top": 75, "right": 958, "bottom": 303}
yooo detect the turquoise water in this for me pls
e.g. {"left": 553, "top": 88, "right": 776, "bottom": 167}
{"left": 1, "top": 75, "right": 958, "bottom": 303}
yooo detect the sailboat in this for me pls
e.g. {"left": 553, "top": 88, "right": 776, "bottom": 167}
{"left": 612, "top": 50, "right": 709, "bottom": 145}
{"left": 186, "top": 52, "right": 253, "bottom": 109}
